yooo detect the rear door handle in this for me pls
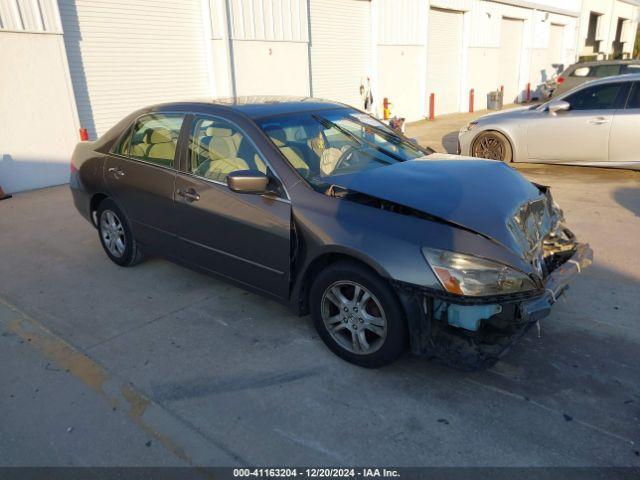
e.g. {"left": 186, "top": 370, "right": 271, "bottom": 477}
{"left": 108, "top": 167, "right": 125, "bottom": 178}
{"left": 177, "top": 188, "right": 200, "bottom": 202}
{"left": 589, "top": 117, "right": 609, "bottom": 125}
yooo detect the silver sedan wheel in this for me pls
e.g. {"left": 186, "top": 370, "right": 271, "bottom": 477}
{"left": 320, "top": 281, "right": 387, "bottom": 355}
{"left": 472, "top": 133, "right": 507, "bottom": 161}
{"left": 100, "top": 210, "right": 126, "bottom": 258}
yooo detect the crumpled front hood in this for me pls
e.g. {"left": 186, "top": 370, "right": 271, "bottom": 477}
{"left": 326, "top": 155, "right": 557, "bottom": 258}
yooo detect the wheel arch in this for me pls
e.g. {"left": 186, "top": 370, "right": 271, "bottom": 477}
{"left": 89, "top": 193, "right": 109, "bottom": 227}
{"left": 292, "top": 248, "right": 393, "bottom": 316}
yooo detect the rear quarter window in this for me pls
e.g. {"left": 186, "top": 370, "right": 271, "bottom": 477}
{"left": 571, "top": 66, "right": 591, "bottom": 77}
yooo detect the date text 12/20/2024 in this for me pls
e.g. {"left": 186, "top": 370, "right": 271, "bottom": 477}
{"left": 233, "top": 468, "right": 401, "bottom": 478}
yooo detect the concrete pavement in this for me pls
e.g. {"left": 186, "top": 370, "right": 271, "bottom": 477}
{"left": 1, "top": 112, "right": 639, "bottom": 468}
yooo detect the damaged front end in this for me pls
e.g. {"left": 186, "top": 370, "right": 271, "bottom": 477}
{"left": 394, "top": 190, "right": 593, "bottom": 371}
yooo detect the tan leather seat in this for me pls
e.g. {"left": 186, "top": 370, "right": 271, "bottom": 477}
{"left": 206, "top": 127, "right": 241, "bottom": 159}
{"left": 130, "top": 132, "right": 148, "bottom": 158}
{"left": 201, "top": 157, "right": 250, "bottom": 183}
{"left": 131, "top": 128, "right": 176, "bottom": 166}
{"left": 263, "top": 126, "right": 310, "bottom": 175}
{"left": 253, "top": 155, "right": 267, "bottom": 174}
{"left": 193, "top": 132, "right": 250, "bottom": 182}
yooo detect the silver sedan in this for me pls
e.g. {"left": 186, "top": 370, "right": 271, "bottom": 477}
{"left": 458, "top": 74, "right": 640, "bottom": 169}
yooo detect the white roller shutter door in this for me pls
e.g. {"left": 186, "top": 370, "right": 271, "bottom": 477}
{"left": 498, "top": 17, "right": 523, "bottom": 104}
{"left": 426, "top": 8, "right": 463, "bottom": 116}
{"left": 548, "top": 24, "right": 565, "bottom": 75}
{"left": 59, "top": 0, "right": 210, "bottom": 138}
{"left": 310, "top": 0, "right": 371, "bottom": 109}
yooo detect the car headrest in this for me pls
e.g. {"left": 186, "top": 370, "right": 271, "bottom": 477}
{"left": 205, "top": 127, "right": 233, "bottom": 137}
{"left": 209, "top": 137, "right": 232, "bottom": 159}
{"left": 146, "top": 128, "right": 173, "bottom": 144}
{"left": 264, "top": 126, "right": 287, "bottom": 147}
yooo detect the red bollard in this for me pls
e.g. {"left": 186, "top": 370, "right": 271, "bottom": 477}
{"left": 526, "top": 83, "right": 531, "bottom": 103}
{"left": 429, "top": 93, "right": 435, "bottom": 120}
{"left": 469, "top": 89, "right": 474, "bottom": 113}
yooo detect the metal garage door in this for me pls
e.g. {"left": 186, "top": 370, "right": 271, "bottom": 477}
{"left": 59, "top": 0, "right": 210, "bottom": 138}
{"left": 310, "top": 0, "right": 371, "bottom": 109}
{"left": 498, "top": 17, "right": 523, "bottom": 104}
{"left": 426, "top": 8, "right": 463, "bottom": 116}
{"left": 548, "top": 24, "right": 565, "bottom": 76}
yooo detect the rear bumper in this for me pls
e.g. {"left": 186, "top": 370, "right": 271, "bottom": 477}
{"left": 519, "top": 242, "right": 593, "bottom": 323}
{"left": 70, "top": 184, "right": 94, "bottom": 226}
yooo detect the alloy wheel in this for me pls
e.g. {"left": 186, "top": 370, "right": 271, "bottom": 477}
{"left": 100, "top": 210, "right": 126, "bottom": 258}
{"left": 473, "top": 133, "right": 506, "bottom": 161}
{"left": 320, "top": 281, "right": 387, "bottom": 355}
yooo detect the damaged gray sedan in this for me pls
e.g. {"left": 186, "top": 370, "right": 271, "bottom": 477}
{"left": 70, "top": 97, "right": 592, "bottom": 370}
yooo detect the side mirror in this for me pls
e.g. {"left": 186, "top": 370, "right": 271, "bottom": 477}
{"left": 548, "top": 100, "right": 570, "bottom": 115}
{"left": 226, "top": 170, "right": 269, "bottom": 194}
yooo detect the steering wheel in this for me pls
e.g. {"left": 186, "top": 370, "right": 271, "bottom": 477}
{"left": 333, "top": 146, "right": 359, "bottom": 172}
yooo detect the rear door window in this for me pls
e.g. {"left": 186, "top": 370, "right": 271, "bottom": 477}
{"left": 129, "top": 113, "right": 185, "bottom": 168}
{"left": 565, "top": 82, "right": 626, "bottom": 110}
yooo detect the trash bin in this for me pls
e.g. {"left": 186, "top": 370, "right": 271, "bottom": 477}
{"left": 487, "top": 90, "right": 503, "bottom": 110}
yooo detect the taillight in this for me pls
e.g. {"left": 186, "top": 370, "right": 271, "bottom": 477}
{"left": 556, "top": 76, "right": 565, "bottom": 85}
{"left": 79, "top": 128, "right": 89, "bottom": 141}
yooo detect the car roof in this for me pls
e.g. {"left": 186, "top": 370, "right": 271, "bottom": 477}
{"left": 569, "top": 59, "right": 640, "bottom": 68}
{"left": 578, "top": 73, "right": 640, "bottom": 87}
{"left": 146, "top": 96, "right": 350, "bottom": 119}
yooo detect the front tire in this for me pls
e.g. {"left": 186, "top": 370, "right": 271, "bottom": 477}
{"left": 310, "top": 261, "right": 407, "bottom": 368}
{"left": 471, "top": 131, "right": 513, "bottom": 162}
{"left": 96, "top": 198, "right": 144, "bottom": 267}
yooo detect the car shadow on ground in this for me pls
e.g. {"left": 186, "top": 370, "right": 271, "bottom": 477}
{"left": 441, "top": 131, "right": 460, "bottom": 154}
{"left": 613, "top": 187, "right": 640, "bottom": 217}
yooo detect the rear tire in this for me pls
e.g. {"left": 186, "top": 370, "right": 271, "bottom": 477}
{"left": 96, "top": 198, "right": 144, "bottom": 267}
{"left": 310, "top": 261, "right": 407, "bottom": 368}
{"left": 471, "top": 131, "right": 513, "bottom": 163}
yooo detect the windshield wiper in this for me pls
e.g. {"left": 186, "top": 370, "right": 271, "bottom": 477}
{"left": 312, "top": 115, "right": 362, "bottom": 145}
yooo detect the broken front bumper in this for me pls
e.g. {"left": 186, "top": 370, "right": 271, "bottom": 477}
{"left": 393, "top": 242, "right": 593, "bottom": 370}
{"left": 519, "top": 242, "right": 593, "bottom": 323}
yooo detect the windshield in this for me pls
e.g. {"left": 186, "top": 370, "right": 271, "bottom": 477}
{"left": 257, "top": 108, "right": 434, "bottom": 191}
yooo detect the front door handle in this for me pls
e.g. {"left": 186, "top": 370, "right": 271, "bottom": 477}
{"left": 108, "top": 167, "right": 125, "bottom": 178}
{"left": 177, "top": 188, "right": 200, "bottom": 202}
{"left": 589, "top": 117, "right": 609, "bottom": 125}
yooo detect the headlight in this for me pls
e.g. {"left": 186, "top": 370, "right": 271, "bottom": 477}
{"left": 422, "top": 248, "right": 538, "bottom": 297}
{"left": 463, "top": 121, "right": 479, "bottom": 132}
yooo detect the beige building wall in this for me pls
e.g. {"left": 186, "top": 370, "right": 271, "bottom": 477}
{"left": 578, "top": 0, "right": 640, "bottom": 59}
{"left": 0, "top": 2, "right": 80, "bottom": 194}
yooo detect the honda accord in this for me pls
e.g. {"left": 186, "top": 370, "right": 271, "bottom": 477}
{"left": 70, "top": 97, "right": 592, "bottom": 370}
